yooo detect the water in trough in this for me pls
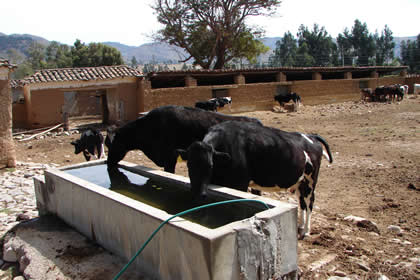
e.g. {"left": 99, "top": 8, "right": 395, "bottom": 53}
{"left": 65, "top": 164, "right": 264, "bottom": 228}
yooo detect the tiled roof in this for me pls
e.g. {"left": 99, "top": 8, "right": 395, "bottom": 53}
{"left": 10, "top": 79, "right": 25, "bottom": 88}
{"left": 21, "top": 65, "right": 143, "bottom": 85}
{"left": 0, "top": 59, "right": 17, "bottom": 69}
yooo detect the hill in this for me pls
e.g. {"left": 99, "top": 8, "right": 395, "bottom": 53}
{"left": 0, "top": 33, "right": 417, "bottom": 65}
{"left": 0, "top": 33, "right": 49, "bottom": 60}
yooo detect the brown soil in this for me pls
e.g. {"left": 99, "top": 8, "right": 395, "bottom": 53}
{"left": 14, "top": 98, "right": 420, "bottom": 279}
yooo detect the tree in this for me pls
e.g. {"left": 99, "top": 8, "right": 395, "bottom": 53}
{"left": 71, "top": 39, "right": 90, "bottom": 67}
{"left": 6, "top": 49, "right": 24, "bottom": 64}
{"left": 269, "top": 31, "right": 297, "bottom": 67}
{"left": 152, "top": 0, "right": 281, "bottom": 69}
{"left": 71, "top": 40, "right": 123, "bottom": 67}
{"left": 27, "top": 42, "right": 46, "bottom": 70}
{"left": 337, "top": 29, "right": 353, "bottom": 66}
{"left": 375, "top": 25, "right": 395, "bottom": 66}
{"left": 45, "top": 41, "right": 72, "bottom": 68}
{"left": 349, "top": 19, "right": 376, "bottom": 66}
{"left": 130, "top": 56, "right": 138, "bottom": 67}
{"left": 296, "top": 24, "right": 336, "bottom": 66}
{"left": 400, "top": 34, "right": 420, "bottom": 73}
{"left": 295, "top": 42, "right": 315, "bottom": 67}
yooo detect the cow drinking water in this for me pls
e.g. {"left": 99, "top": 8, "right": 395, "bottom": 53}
{"left": 176, "top": 121, "right": 333, "bottom": 239}
{"left": 106, "top": 105, "right": 262, "bottom": 172}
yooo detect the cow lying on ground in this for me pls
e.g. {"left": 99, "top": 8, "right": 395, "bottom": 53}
{"left": 274, "top": 92, "right": 301, "bottom": 106}
{"left": 71, "top": 128, "right": 105, "bottom": 161}
{"left": 274, "top": 92, "right": 301, "bottom": 112}
{"left": 360, "top": 88, "right": 374, "bottom": 101}
{"left": 176, "top": 121, "right": 333, "bottom": 239}
{"left": 106, "top": 105, "right": 262, "bottom": 172}
{"left": 195, "top": 97, "right": 232, "bottom": 111}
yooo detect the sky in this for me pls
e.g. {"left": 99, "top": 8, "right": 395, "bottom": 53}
{"left": 1, "top": 0, "right": 419, "bottom": 47}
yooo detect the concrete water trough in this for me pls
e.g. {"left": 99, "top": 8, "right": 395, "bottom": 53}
{"left": 34, "top": 160, "right": 298, "bottom": 280}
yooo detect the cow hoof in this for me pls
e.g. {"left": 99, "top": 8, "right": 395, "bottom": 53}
{"left": 298, "top": 228, "right": 310, "bottom": 240}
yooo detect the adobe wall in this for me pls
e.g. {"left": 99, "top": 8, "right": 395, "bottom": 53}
{"left": 116, "top": 82, "right": 139, "bottom": 120}
{"left": 144, "top": 75, "right": 409, "bottom": 114}
{"left": 12, "top": 103, "right": 27, "bottom": 128}
{"left": 28, "top": 89, "right": 65, "bottom": 127}
{"left": 144, "top": 87, "right": 211, "bottom": 111}
{"left": 404, "top": 75, "right": 420, "bottom": 93}
{"left": 0, "top": 72, "right": 16, "bottom": 168}
{"left": 290, "top": 79, "right": 360, "bottom": 105}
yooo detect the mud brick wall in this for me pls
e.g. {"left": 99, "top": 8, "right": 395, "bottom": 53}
{"left": 144, "top": 87, "right": 212, "bottom": 112}
{"left": 143, "top": 76, "right": 409, "bottom": 114}
{"left": 291, "top": 80, "right": 361, "bottom": 105}
{"left": 404, "top": 76, "right": 420, "bottom": 94}
{"left": 0, "top": 79, "right": 16, "bottom": 168}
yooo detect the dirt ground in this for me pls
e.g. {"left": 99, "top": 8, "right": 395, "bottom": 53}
{"left": 14, "top": 97, "right": 419, "bottom": 279}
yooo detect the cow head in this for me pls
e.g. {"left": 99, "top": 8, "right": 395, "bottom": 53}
{"left": 70, "top": 139, "right": 83, "bottom": 154}
{"left": 105, "top": 125, "right": 117, "bottom": 150}
{"left": 106, "top": 129, "right": 128, "bottom": 167}
{"left": 176, "top": 141, "right": 230, "bottom": 201}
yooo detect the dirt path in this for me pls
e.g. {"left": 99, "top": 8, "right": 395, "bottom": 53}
{"left": 14, "top": 98, "right": 420, "bottom": 279}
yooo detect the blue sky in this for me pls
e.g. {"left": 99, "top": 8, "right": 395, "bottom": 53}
{"left": 2, "top": 0, "right": 419, "bottom": 46}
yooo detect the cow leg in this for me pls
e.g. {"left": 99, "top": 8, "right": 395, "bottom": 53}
{"left": 295, "top": 151, "right": 317, "bottom": 239}
{"left": 164, "top": 156, "right": 177, "bottom": 173}
{"left": 96, "top": 143, "right": 104, "bottom": 159}
{"left": 250, "top": 188, "right": 261, "bottom": 195}
{"left": 83, "top": 150, "right": 91, "bottom": 161}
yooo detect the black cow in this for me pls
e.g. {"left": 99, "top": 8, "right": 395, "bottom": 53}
{"left": 176, "top": 121, "right": 333, "bottom": 239}
{"left": 106, "top": 105, "right": 262, "bottom": 172}
{"left": 274, "top": 92, "right": 302, "bottom": 107}
{"left": 71, "top": 128, "right": 105, "bottom": 161}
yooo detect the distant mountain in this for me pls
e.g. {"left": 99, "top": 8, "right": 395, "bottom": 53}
{"left": 0, "top": 33, "right": 49, "bottom": 61}
{"left": 104, "top": 41, "right": 189, "bottom": 64}
{"left": 0, "top": 33, "right": 417, "bottom": 65}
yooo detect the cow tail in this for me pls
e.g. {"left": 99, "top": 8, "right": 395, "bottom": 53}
{"left": 311, "top": 134, "right": 333, "bottom": 163}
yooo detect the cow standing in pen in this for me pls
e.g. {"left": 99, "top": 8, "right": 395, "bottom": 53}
{"left": 71, "top": 128, "right": 105, "bottom": 161}
{"left": 176, "top": 121, "right": 333, "bottom": 239}
{"left": 106, "top": 105, "right": 262, "bottom": 173}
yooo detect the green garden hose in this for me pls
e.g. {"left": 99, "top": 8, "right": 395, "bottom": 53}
{"left": 113, "top": 198, "right": 270, "bottom": 280}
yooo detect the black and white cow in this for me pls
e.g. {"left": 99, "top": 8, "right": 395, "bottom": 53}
{"left": 274, "top": 92, "right": 302, "bottom": 107}
{"left": 195, "top": 99, "right": 220, "bottom": 111}
{"left": 195, "top": 97, "right": 232, "bottom": 111}
{"left": 106, "top": 105, "right": 262, "bottom": 172}
{"left": 71, "top": 128, "right": 105, "bottom": 161}
{"left": 176, "top": 121, "right": 333, "bottom": 239}
{"left": 213, "top": 97, "right": 232, "bottom": 110}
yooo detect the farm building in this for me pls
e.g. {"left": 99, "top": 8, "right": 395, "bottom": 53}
{"left": 11, "top": 65, "right": 414, "bottom": 129}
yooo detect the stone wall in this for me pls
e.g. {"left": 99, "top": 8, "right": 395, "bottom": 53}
{"left": 0, "top": 68, "right": 16, "bottom": 168}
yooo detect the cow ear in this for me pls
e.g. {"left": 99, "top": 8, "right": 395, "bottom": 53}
{"left": 214, "top": 151, "right": 231, "bottom": 165}
{"left": 70, "top": 141, "right": 77, "bottom": 146}
{"left": 175, "top": 149, "right": 188, "bottom": 160}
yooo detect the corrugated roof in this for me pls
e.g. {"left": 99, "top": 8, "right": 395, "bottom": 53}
{"left": 148, "top": 66, "right": 407, "bottom": 76}
{"left": 20, "top": 65, "right": 143, "bottom": 85}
